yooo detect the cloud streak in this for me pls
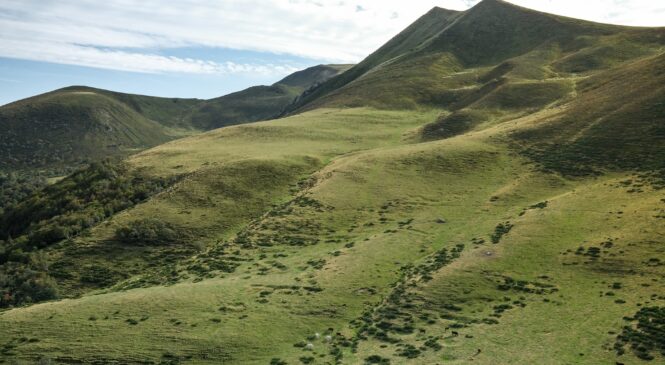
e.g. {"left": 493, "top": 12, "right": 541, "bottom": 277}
{"left": 1, "top": 39, "right": 300, "bottom": 75}
{"left": 0, "top": 0, "right": 662, "bottom": 75}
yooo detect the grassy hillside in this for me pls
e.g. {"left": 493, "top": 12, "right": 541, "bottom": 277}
{"left": 0, "top": 0, "right": 664, "bottom": 364}
{"left": 283, "top": 7, "right": 461, "bottom": 114}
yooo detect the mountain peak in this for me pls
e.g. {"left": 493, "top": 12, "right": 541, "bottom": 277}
{"left": 415, "top": 0, "right": 619, "bottom": 66}
{"left": 427, "top": 5, "right": 461, "bottom": 15}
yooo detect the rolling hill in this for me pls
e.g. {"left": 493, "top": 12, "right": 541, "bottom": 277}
{"left": 0, "top": 1, "right": 663, "bottom": 364}
{"left": 0, "top": 64, "right": 351, "bottom": 171}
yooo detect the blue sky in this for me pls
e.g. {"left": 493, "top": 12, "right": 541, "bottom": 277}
{"left": 1, "top": 0, "right": 663, "bottom": 106}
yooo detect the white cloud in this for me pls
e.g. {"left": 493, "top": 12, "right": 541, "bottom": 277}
{"left": 0, "top": 0, "right": 662, "bottom": 75}
{"left": 504, "top": 0, "right": 665, "bottom": 27}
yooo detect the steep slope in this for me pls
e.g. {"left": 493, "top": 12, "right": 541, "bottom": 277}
{"left": 283, "top": 7, "right": 462, "bottom": 113}
{"left": 288, "top": 0, "right": 663, "bottom": 113}
{"left": 413, "top": 0, "right": 615, "bottom": 66}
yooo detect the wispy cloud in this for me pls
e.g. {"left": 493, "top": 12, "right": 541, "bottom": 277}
{"left": 1, "top": 38, "right": 300, "bottom": 75}
{"left": 0, "top": 0, "right": 662, "bottom": 75}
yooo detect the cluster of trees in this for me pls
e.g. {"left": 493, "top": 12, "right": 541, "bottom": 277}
{"left": 0, "top": 160, "right": 177, "bottom": 258}
{"left": 115, "top": 218, "right": 184, "bottom": 245}
{"left": 0, "top": 160, "right": 180, "bottom": 308}
{"left": 0, "top": 172, "right": 47, "bottom": 215}
{"left": 0, "top": 253, "right": 58, "bottom": 307}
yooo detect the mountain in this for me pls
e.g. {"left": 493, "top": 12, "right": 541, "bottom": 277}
{"left": 287, "top": 0, "right": 662, "bottom": 112}
{"left": 1, "top": 1, "right": 664, "bottom": 364}
{"left": 0, "top": 64, "right": 351, "bottom": 171}
{"left": 283, "top": 6, "right": 463, "bottom": 112}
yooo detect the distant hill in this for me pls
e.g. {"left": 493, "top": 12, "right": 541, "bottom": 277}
{"left": 0, "top": 88, "right": 193, "bottom": 170}
{"left": 187, "top": 64, "right": 352, "bottom": 130}
{"left": 0, "top": 64, "right": 351, "bottom": 170}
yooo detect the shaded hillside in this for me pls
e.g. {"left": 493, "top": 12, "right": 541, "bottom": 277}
{"left": 513, "top": 51, "right": 665, "bottom": 176}
{"left": 0, "top": 89, "right": 185, "bottom": 170}
{"left": 58, "top": 86, "right": 204, "bottom": 130}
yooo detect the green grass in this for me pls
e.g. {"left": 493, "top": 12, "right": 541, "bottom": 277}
{"left": 1, "top": 104, "right": 663, "bottom": 364}
{"left": 1, "top": 1, "right": 664, "bottom": 364}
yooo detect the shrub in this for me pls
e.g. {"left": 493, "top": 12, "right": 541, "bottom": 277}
{"left": 396, "top": 344, "right": 420, "bottom": 358}
{"left": 365, "top": 355, "right": 391, "bottom": 364}
{"left": 614, "top": 306, "right": 665, "bottom": 359}
{"left": 80, "top": 265, "right": 125, "bottom": 286}
{"left": 491, "top": 222, "right": 514, "bottom": 244}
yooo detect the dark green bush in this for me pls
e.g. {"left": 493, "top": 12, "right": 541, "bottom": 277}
{"left": 0, "top": 263, "right": 59, "bottom": 307}
{"left": 365, "top": 355, "right": 391, "bottom": 364}
{"left": 614, "top": 306, "right": 665, "bottom": 359}
{"left": 491, "top": 222, "right": 514, "bottom": 244}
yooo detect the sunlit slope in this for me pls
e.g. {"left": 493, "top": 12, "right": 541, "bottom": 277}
{"left": 1, "top": 103, "right": 663, "bottom": 364}
{"left": 284, "top": 7, "right": 462, "bottom": 113}
{"left": 18, "top": 108, "right": 439, "bottom": 299}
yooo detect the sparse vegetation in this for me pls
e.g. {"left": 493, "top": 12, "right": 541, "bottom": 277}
{"left": 614, "top": 307, "right": 665, "bottom": 360}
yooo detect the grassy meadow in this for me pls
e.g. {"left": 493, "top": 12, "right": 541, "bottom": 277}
{"left": 1, "top": 103, "right": 663, "bottom": 364}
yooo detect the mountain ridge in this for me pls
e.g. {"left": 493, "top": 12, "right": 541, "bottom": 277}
{"left": 284, "top": 0, "right": 664, "bottom": 114}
